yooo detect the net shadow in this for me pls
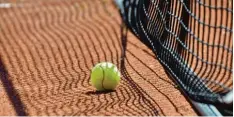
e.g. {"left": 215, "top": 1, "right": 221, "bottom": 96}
{"left": 120, "top": 22, "right": 166, "bottom": 115}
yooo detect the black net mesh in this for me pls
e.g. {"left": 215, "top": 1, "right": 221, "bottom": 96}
{"left": 120, "top": 0, "right": 233, "bottom": 104}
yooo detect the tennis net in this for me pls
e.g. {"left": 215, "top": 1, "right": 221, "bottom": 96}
{"left": 117, "top": 0, "right": 233, "bottom": 104}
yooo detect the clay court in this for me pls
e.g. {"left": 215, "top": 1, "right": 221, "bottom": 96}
{"left": 0, "top": 0, "right": 232, "bottom": 116}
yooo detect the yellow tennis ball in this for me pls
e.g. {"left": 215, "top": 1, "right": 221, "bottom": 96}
{"left": 90, "top": 62, "right": 120, "bottom": 91}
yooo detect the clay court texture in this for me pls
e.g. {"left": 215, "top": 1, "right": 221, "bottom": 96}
{"left": 0, "top": 0, "right": 222, "bottom": 116}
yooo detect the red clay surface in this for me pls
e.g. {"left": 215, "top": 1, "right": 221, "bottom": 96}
{"left": 0, "top": 0, "right": 197, "bottom": 115}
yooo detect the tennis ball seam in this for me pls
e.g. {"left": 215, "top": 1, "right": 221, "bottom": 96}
{"left": 99, "top": 66, "right": 107, "bottom": 90}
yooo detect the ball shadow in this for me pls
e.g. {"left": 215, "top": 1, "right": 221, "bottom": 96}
{"left": 85, "top": 90, "right": 116, "bottom": 95}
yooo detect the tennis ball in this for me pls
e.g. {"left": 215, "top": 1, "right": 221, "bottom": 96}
{"left": 90, "top": 62, "right": 120, "bottom": 91}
